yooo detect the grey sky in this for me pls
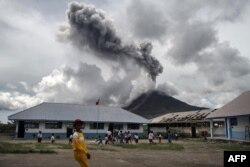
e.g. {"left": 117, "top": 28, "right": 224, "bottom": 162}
{"left": 0, "top": 0, "right": 250, "bottom": 113}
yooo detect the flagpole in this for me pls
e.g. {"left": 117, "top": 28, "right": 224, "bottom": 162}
{"left": 96, "top": 99, "right": 100, "bottom": 138}
{"left": 97, "top": 104, "right": 99, "bottom": 136}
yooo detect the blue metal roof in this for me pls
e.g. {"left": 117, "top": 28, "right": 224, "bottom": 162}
{"left": 8, "top": 102, "right": 149, "bottom": 123}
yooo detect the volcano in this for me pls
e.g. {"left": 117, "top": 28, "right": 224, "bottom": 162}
{"left": 124, "top": 90, "right": 206, "bottom": 119}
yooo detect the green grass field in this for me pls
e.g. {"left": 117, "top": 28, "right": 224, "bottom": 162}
{"left": 0, "top": 142, "right": 56, "bottom": 153}
{"left": 1, "top": 139, "right": 250, "bottom": 154}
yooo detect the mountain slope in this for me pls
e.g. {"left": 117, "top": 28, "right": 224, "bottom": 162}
{"left": 124, "top": 90, "right": 206, "bottom": 119}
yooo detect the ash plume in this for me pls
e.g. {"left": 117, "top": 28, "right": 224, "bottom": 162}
{"left": 58, "top": 2, "right": 163, "bottom": 81}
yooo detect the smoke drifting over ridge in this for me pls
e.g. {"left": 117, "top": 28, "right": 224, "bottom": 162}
{"left": 58, "top": 2, "right": 163, "bottom": 81}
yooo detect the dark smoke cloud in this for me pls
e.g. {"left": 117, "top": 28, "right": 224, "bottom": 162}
{"left": 58, "top": 1, "right": 163, "bottom": 81}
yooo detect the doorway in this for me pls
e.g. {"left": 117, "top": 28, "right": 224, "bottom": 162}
{"left": 191, "top": 126, "right": 196, "bottom": 138}
{"left": 108, "top": 123, "right": 114, "bottom": 134}
{"left": 18, "top": 121, "right": 25, "bottom": 138}
{"left": 66, "top": 127, "right": 73, "bottom": 137}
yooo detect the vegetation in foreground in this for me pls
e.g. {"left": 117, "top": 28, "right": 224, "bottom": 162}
{"left": 215, "top": 143, "right": 250, "bottom": 151}
{"left": 0, "top": 142, "right": 56, "bottom": 154}
{"left": 1, "top": 138, "right": 250, "bottom": 154}
{"left": 182, "top": 138, "right": 250, "bottom": 151}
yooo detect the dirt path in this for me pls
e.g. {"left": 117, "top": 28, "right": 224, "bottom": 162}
{"left": 0, "top": 145, "right": 223, "bottom": 167}
{"left": 0, "top": 150, "right": 223, "bottom": 167}
{"left": 0, "top": 135, "right": 226, "bottom": 167}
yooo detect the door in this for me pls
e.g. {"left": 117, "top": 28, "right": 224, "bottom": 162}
{"left": 67, "top": 127, "right": 73, "bottom": 137}
{"left": 18, "top": 121, "right": 25, "bottom": 138}
{"left": 108, "top": 123, "right": 114, "bottom": 134}
{"left": 191, "top": 126, "right": 196, "bottom": 138}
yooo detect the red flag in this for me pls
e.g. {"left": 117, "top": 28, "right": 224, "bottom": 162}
{"left": 96, "top": 98, "right": 100, "bottom": 105}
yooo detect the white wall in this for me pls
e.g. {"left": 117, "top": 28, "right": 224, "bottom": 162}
{"left": 150, "top": 127, "right": 166, "bottom": 133}
{"left": 26, "top": 122, "right": 67, "bottom": 133}
{"left": 126, "top": 124, "right": 144, "bottom": 133}
{"left": 149, "top": 125, "right": 225, "bottom": 137}
{"left": 213, "top": 127, "right": 225, "bottom": 136}
{"left": 23, "top": 121, "right": 144, "bottom": 134}
{"left": 83, "top": 123, "right": 107, "bottom": 133}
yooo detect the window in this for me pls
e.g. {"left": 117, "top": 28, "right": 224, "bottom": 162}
{"left": 213, "top": 122, "right": 224, "bottom": 127}
{"left": 196, "top": 122, "right": 202, "bottom": 127}
{"left": 181, "top": 123, "right": 186, "bottom": 127}
{"left": 127, "top": 123, "right": 140, "bottom": 130}
{"left": 230, "top": 118, "right": 237, "bottom": 126}
{"left": 24, "top": 122, "right": 39, "bottom": 129}
{"left": 45, "top": 122, "right": 62, "bottom": 129}
{"left": 89, "top": 123, "right": 104, "bottom": 129}
{"left": 66, "top": 123, "right": 74, "bottom": 128}
{"left": 202, "top": 122, "right": 210, "bottom": 127}
{"left": 113, "top": 123, "right": 123, "bottom": 130}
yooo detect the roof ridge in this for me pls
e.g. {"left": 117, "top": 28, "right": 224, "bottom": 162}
{"left": 43, "top": 102, "right": 82, "bottom": 105}
{"left": 43, "top": 102, "right": 128, "bottom": 111}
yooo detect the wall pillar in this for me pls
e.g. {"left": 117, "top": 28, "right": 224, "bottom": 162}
{"left": 15, "top": 121, "right": 19, "bottom": 138}
{"left": 210, "top": 119, "right": 213, "bottom": 138}
{"left": 227, "top": 118, "right": 232, "bottom": 140}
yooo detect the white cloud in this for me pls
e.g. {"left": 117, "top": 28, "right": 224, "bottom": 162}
{"left": 0, "top": 0, "right": 67, "bottom": 85}
{"left": 0, "top": 91, "right": 41, "bottom": 111}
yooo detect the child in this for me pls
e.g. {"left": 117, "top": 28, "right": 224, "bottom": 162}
{"left": 104, "top": 134, "right": 108, "bottom": 144}
{"left": 73, "top": 119, "right": 90, "bottom": 167}
{"left": 167, "top": 131, "right": 172, "bottom": 143}
{"left": 128, "top": 131, "right": 132, "bottom": 144}
{"left": 148, "top": 131, "right": 154, "bottom": 144}
{"left": 69, "top": 134, "right": 73, "bottom": 144}
{"left": 51, "top": 133, "right": 55, "bottom": 143}
{"left": 158, "top": 133, "right": 162, "bottom": 144}
{"left": 97, "top": 135, "right": 103, "bottom": 145}
{"left": 37, "top": 131, "right": 43, "bottom": 143}
{"left": 119, "top": 131, "right": 124, "bottom": 144}
{"left": 134, "top": 134, "right": 139, "bottom": 144}
{"left": 124, "top": 132, "right": 129, "bottom": 144}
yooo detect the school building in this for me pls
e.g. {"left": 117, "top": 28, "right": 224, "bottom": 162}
{"left": 207, "top": 91, "right": 250, "bottom": 141}
{"left": 8, "top": 102, "right": 149, "bottom": 139}
{"left": 149, "top": 109, "right": 225, "bottom": 138}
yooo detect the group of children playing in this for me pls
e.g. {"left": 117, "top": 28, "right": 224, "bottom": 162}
{"left": 37, "top": 130, "right": 172, "bottom": 146}
{"left": 96, "top": 130, "right": 140, "bottom": 145}
{"left": 36, "top": 131, "right": 55, "bottom": 143}
{"left": 36, "top": 123, "right": 174, "bottom": 167}
{"left": 148, "top": 130, "right": 173, "bottom": 144}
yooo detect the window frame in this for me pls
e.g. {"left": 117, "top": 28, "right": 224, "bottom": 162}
{"left": 45, "top": 122, "right": 63, "bottom": 129}
{"left": 127, "top": 123, "right": 140, "bottom": 130}
{"left": 113, "top": 123, "right": 124, "bottom": 130}
{"left": 230, "top": 118, "right": 237, "bottom": 126}
{"left": 89, "top": 122, "right": 104, "bottom": 130}
{"left": 24, "top": 121, "right": 39, "bottom": 129}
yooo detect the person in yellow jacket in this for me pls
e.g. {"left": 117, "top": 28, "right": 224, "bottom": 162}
{"left": 73, "top": 119, "right": 91, "bottom": 167}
